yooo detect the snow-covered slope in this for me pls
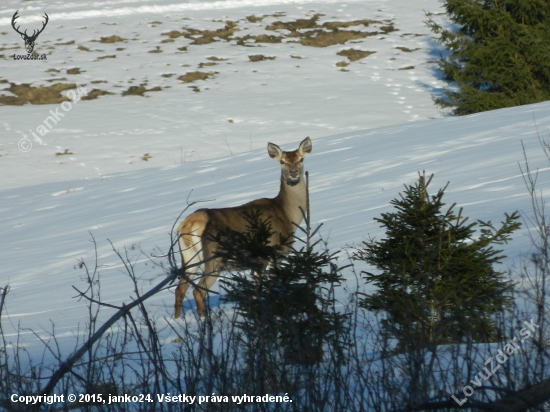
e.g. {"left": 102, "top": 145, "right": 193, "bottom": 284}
{"left": 2, "top": 100, "right": 550, "bottom": 351}
{"left": 0, "top": 0, "right": 449, "bottom": 190}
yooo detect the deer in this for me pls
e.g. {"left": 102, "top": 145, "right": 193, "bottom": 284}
{"left": 11, "top": 10, "right": 49, "bottom": 54}
{"left": 174, "top": 137, "right": 312, "bottom": 318}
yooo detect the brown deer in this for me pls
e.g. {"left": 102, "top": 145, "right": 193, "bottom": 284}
{"left": 174, "top": 137, "right": 312, "bottom": 318}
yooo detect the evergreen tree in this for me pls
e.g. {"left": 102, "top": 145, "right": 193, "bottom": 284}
{"left": 354, "top": 172, "right": 520, "bottom": 351}
{"left": 427, "top": 0, "right": 550, "bottom": 115}
{"left": 214, "top": 208, "right": 346, "bottom": 372}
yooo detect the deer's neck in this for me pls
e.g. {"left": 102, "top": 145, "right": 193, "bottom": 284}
{"left": 276, "top": 175, "right": 307, "bottom": 227}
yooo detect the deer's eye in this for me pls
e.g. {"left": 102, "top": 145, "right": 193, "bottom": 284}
{"left": 299, "top": 158, "right": 304, "bottom": 163}
{"left": 280, "top": 160, "right": 284, "bottom": 165}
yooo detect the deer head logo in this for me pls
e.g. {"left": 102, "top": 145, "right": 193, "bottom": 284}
{"left": 11, "top": 10, "right": 49, "bottom": 54}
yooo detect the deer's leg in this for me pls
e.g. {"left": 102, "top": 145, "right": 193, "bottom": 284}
{"left": 193, "top": 258, "right": 220, "bottom": 317}
{"left": 175, "top": 231, "right": 202, "bottom": 319}
{"left": 174, "top": 265, "right": 198, "bottom": 318}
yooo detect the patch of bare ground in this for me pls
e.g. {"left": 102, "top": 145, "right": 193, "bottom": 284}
{"left": 121, "top": 85, "right": 162, "bottom": 97}
{"left": 163, "top": 21, "right": 239, "bottom": 45}
{"left": 66, "top": 68, "right": 82, "bottom": 75}
{"left": 337, "top": 49, "right": 376, "bottom": 61}
{"left": 96, "top": 55, "right": 116, "bottom": 61}
{"left": 77, "top": 45, "right": 91, "bottom": 51}
{"left": 394, "top": 46, "right": 420, "bottom": 52}
{"left": 336, "top": 61, "right": 349, "bottom": 67}
{"left": 177, "top": 71, "right": 216, "bottom": 83}
{"left": 81, "top": 89, "right": 114, "bottom": 100}
{"left": 246, "top": 15, "right": 265, "bottom": 23}
{"left": 266, "top": 14, "right": 384, "bottom": 47}
{"left": 398, "top": 66, "right": 415, "bottom": 70}
{"left": 148, "top": 46, "right": 162, "bottom": 53}
{"left": 248, "top": 55, "right": 276, "bottom": 62}
{"left": 198, "top": 62, "right": 217, "bottom": 68}
{"left": 91, "top": 80, "right": 108, "bottom": 84}
{"left": 298, "top": 30, "right": 377, "bottom": 47}
{"left": 56, "top": 40, "right": 75, "bottom": 46}
{"left": 97, "top": 35, "right": 126, "bottom": 43}
{"left": 0, "top": 83, "right": 78, "bottom": 105}
{"left": 207, "top": 56, "right": 227, "bottom": 61}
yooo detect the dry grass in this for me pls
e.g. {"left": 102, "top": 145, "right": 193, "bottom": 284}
{"left": 121, "top": 86, "right": 162, "bottom": 97}
{"left": 298, "top": 30, "right": 377, "bottom": 47}
{"left": 246, "top": 15, "right": 265, "bottom": 23}
{"left": 0, "top": 83, "right": 77, "bottom": 105}
{"left": 99, "top": 35, "right": 126, "bottom": 43}
{"left": 56, "top": 149, "right": 73, "bottom": 156}
{"left": 248, "top": 54, "right": 276, "bottom": 62}
{"left": 77, "top": 45, "right": 91, "bottom": 52}
{"left": 163, "top": 21, "right": 239, "bottom": 45}
{"left": 66, "top": 68, "right": 82, "bottom": 75}
{"left": 148, "top": 46, "right": 162, "bottom": 53}
{"left": 398, "top": 66, "right": 415, "bottom": 70}
{"left": 395, "top": 46, "right": 420, "bottom": 52}
{"left": 81, "top": 89, "right": 114, "bottom": 100}
{"left": 336, "top": 61, "right": 349, "bottom": 67}
{"left": 337, "top": 49, "right": 376, "bottom": 61}
{"left": 177, "top": 71, "right": 216, "bottom": 83}
{"left": 96, "top": 55, "right": 116, "bottom": 60}
{"left": 207, "top": 56, "right": 227, "bottom": 61}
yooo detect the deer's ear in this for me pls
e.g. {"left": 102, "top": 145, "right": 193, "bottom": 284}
{"left": 298, "top": 137, "right": 312, "bottom": 157}
{"left": 267, "top": 142, "right": 282, "bottom": 160}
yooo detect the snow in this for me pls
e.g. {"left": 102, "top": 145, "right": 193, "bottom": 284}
{"left": 0, "top": 0, "right": 550, "bottom": 359}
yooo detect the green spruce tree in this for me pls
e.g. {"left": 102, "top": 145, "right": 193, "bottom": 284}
{"left": 427, "top": 0, "right": 550, "bottom": 115}
{"left": 354, "top": 172, "right": 520, "bottom": 351}
{"left": 215, "top": 207, "right": 346, "bottom": 372}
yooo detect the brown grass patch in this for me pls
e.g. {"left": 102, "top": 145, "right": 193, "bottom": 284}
{"left": 96, "top": 55, "right": 116, "bottom": 60}
{"left": 122, "top": 86, "right": 162, "bottom": 97}
{"left": 0, "top": 83, "right": 78, "bottom": 105}
{"left": 46, "top": 69, "right": 60, "bottom": 73}
{"left": 77, "top": 45, "right": 91, "bottom": 51}
{"left": 141, "top": 153, "right": 152, "bottom": 161}
{"left": 91, "top": 80, "right": 108, "bottom": 84}
{"left": 99, "top": 35, "right": 126, "bottom": 43}
{"left": 178, "top": 71, "right": 215, "bottom": 83}
{"left": 198, "top": 62, "right": 217, "bottom": 68}
{"left": 56, "top": 40, "right": 75, "bottom": 46}
{"left": 148, "top": 46, "right": 162, "bottom": 53}
{"left": 394, "top": 46, "right": 420, "bottom": 52}
{"left": 335, "top": 61, "right": 349, "bottom": 67}
{"left": 380, "top": 25, "right": 396, "bottom": 33}
{"left": 56, "top": 149, "right": 73, "bottom": 156}
{"left": 66, "top": 68, "right": 82, "bottom": 75}
{"left": 207, "top": 56, "right": 227, "bottom": 61}
{"left": 163, "top": 21, "right": 239, "bottom": 45}
{"left": 248, "top": 55, "right": 276, "bottom": 62}
{"left": 300, "top": 30, "right": 377, "bottom": 47}
{"left": 266, "top": 14, "right": 321, "bottom": 31}
{"left": 161, "top": 39, "right": 174, "bottom": 43}
{"left": 246, "top": 15, "right": 264, "bottom": 23}
{"left": 322, "top": 19, "right": 381, "bottom": 30}
{"left": 398, "top": 66, "right": 415, "bottom": 70}
{"left": 337, "top": 49, "right": 376, "bottom": 61}
{"left": 81, "top": 89, "right": 114, "bottom": 100}
{"left": 255, "top": 34, "right": 283, "bottom": 43}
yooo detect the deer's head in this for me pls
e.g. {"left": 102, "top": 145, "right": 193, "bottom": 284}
{"left": 12, "top": 10, "right": 49, "bottom": 54}
{"left": 267, "top": 137, "right": 312, "bottom": 186}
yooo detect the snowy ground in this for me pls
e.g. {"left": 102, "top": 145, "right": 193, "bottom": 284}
{"left": 0, "top": 0, "right": 449, "bottom": 190}
{"left": 1, "top": 0, "right": 550, "bottom": 357}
